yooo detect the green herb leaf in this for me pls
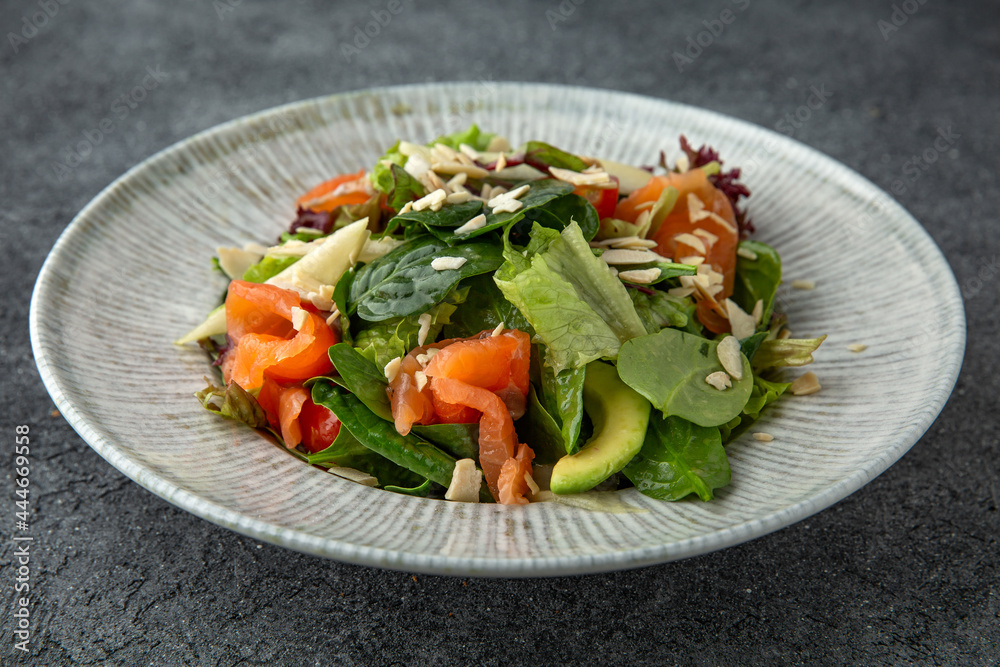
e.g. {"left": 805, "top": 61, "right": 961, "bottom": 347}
{"left": 195, "top": 380, "right": 268, "bottom": 429}
{"left": 622, "top": 414, "right": 731, "bottom": 501}
{"left": 432, "top": 124, "right": 495, "bottom": 152}
{"left": 412, "top": 423, "right": 479, "bottom": 460}
{"left": 753, "top": 335, "right": 827, "bottom": 371}
{"left": 349, "top": 236, "right": 504, "bottom": 322}
{"left": 312, "top": 381, "right": 482, "bottom": 495}
{"left": 628, "top": 289, "right": 695, "bottom": 334}
{"left": 327, "top": 343, "right": 392, "bottom": 421}
{"left": 733, "top": 240, "right": 782, "bottom": 330}
{"left": 307, "top": 425, "right": 425, "bottom": 489}
{"left": 617, "top": 327, "right": 753, "bottom": 427}
{"left": 373, "top": 162, "right": 426, "bottom": 211}
{"left": 241, "top": 256, "right": 299, "bottom": 284}
{"left": 523, "top": 141, "right": 588, "bottom": 172}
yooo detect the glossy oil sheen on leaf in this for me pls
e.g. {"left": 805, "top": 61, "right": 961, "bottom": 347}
{"left": 617, "top": 327, "right": 753, "bottom": 427}
{"left": 349, "top": 236, "right": 503, "bottom": 321}
{"left": 622, "top": 414, "right": 731, "bottom": 501}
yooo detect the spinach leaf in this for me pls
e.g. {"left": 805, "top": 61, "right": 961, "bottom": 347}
{"left": 349, "top": 236, "right": 504, "bottom": 321}
{"left": 307, "top": 423, "right": 424, "bottom": 489}
{"left": 720, "top": 375, "right": 791, "bottom": 443}
{"left": 443, "top": 274, "right": 532, "bottom": 338}
{"left": 494, "top": 221, "right": 647, "bottom": 372}
{"left": 617, "top": 327, "right": 753, "bottom": 427}
{"left": 311, "top": 381, "right": 485, "bottom": 496}
{"left": 628, "top": 289, "right": 695, "bottom": 334}
{"left": 753, "top": 335, "right": 827, "bottom": 371}
{"left": 332, "top": 267, "right": 355, "bottom": 344}
{"left": 622, "top": 414, "right": 731, "bottom": 502}
{"left": 327, "top": 343, "right": 392, "bottom": 421}
{"left": 523, "top": 141, "right": 588, "bottom": 172}
{"left": 353, "top": 288, "right": 466, "bottom": 370}
{"left": 516, "top": 385, "right": 567, "bottom": 465}
{"left": 241, "top": 255, "right": 298, "bottom": 284}
{"left": 517, "top": 192, "right": 599, "bottom": 242}
{"left": 412, "top": 423, "right": 479, "bottom": 460}
{"left": 733, "top": 240, "right": 781, "bottom": 329}
{"left": 373, "top": 162, "right": 426, "bottom": 211}
{"left": 433, "top": 179, "right": 576, "bottom": 243}
{"left": 391, "top": 200, "right": 485, "bottom": 230}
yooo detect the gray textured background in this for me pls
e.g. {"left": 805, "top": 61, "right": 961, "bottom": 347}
{"left": 2, "top": 0, "right": 999, "bottom": 665}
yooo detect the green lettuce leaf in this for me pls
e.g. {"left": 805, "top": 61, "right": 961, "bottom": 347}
{"left": 494, "top": 221, "right": 647, "bottom": 372}
{"left": 622, "top": 414, "right": 731, "bottom": 502}
{"left": 195, "top": 379, "right": 268, "bottom": 429}
{"left": 432, "top": 124, "right": 495, "bottom": 151}
{"left": 241, "top": 255, "right": 299, "bottom": 284}
{"left": 628, "top": 289, "right": 696, "bottom": 334}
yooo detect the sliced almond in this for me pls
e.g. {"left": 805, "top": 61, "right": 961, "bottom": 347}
{"left": 705, "top": 371, "right": 732, "bottom": 391}
{"left": 753, "top": 432, "right": 774, "bottom": 442}
{"left": 724, "top": 298, "right": 756, "bottom": 340}
{"left": 792, "top": 280, "right": 816, "bottom": 290}
{"left": 383, "top": 356, "right": 402, "bottom": 383}
{"left": 790, "top": 371, "right": 821, "bottom": 396}
{"left": 716, "top": 336, "right": 743, "bottom": 380}
{"left": 445, "top": 459, "right": 482, "bottom": 503}
{"left": 673, "top": 232, "right": 707, "bottom": 255}
{"left": 618, "top": 268, "right": 661, "bottom": 284}
{"left": 847, "top": 343, "right": 868, "bottom": 353}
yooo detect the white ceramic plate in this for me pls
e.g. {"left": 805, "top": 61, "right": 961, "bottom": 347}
{"left": 30, "top": 83, "right": 965, "bottom": 577}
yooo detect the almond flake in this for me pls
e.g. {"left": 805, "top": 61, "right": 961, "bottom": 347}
{"left": 417, "top": 313, "right": 432, "bottom": 347}
{"left": 446, "top": 190, "right": 472, "bottom": 204}
{"left": 618, "top": 268, "right": 661, "bottom": 284}
{"left": 668, "top": 286, "right": 696, "bottom": 298}
{"left": 601, "top": 248, "right": 669, "bottom": 265}
{"left": 752, "top": 299, "right": 764, "bottom": 326}
{"left": 290, "top": 306, "right": 308, "bottom": 332}
{"left": 432, "top": 162, "right": 489, "bottom": 179}
{"left": 549, "top": 166, "right": 612, "bottom": 187}
{"left": 325, "top": 309, "right": 341, "bottom": 326}
{"left": 454, "top": 213, "right": 488, "bottom": 235}
{"left": 383, "top": 356, "right": 402, "bottom": 383}
{"left": 678, "top": 256, "right": 705, "bottom": 266}
{"left": 412, "top": 188, "right": 448, "bottom": 211}
{"left": 398, "top": 201, "right": 414, "bottom": 214}
{"left": 716, "top": 335, "right": 743, "bottom": 380}
{"left": 705, "top": 371, "right": 732, "bottom": 391}
{"left": 611, "top": 237, "right": 658, "bottom": 249}
{"left": 491, "top": 322, "right": 505, "bottom": 337}
{"left": 692, "top": 228, "right": 719, "bottom": 246}
{"left": 792, "top": 280, "right": 816, "bottom": 290}
{"left": 495, "top": 153, "right": 507, "bottom": 172}
{"left": 445, "top": 459, "right": 482, "bottom": 503}
{"left": 675, "top": 154, "right": 690, "bottom": 173}
{"left": 431, "top": 256, "right": 468, "bottom": 271}
{"left": 847, "top": 343, "right": 868, "bottom": 353}
{"left": 724, "top": 298, "right": 756, "bottom": 339}
{"left": 790, "top": 371, "right": 822, "bottom": 396}
{"left": 327, "top": 467, "right": 379, "bottom": 487}
{"left": 687, "top": 193, "right": 711, "bottom": 222}
{"left": 414, "top": 370, "right": 429, "bottom": 392}
{"left": 753, "top": 432, "right": 774, "bottom": 442}
{"left": 737, "top": 246, "right": 759, "bottom": 260}
{"left": 524, "top": 472, "right": 540, "bottom": 496}
{"left": 674, "top": 232, "right": 707, "bottom": 255}
{"left": 415, "top": 348, "right": 439, "bottom": 368}
{"left": 446, "top": 172, "right": 467, "bottom": 189}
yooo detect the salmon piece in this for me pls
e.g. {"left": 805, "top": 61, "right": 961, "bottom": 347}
{"left": 423, "top": 329, "right": 531, "bottom": 419}
{"left": 225, "top": 281, "right": 337, "bottom": 391}
{"left": 388, "top": 353, "right": 437, "bottom": 436}
{"left": 277, "top": 387, "right": 310, "bottom": 448}
{"left": 497, "top": 442, "right": 536, "bottom": 506}
{"left": 614, "top": 170, "right": 739, "bottom": 334}
{"left": 431, "top": 376, "right": 525, "bottom": 502}
{"left": 296, "top": 169, "right": 370, "bottom": 213}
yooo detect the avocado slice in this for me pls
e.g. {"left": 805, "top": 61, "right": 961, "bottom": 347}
{"left": 549, "top": 361, "right": 651, "bottom": 495}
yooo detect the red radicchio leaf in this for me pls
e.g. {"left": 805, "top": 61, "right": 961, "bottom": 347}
{"left": 679, "top": 135, "right": 754, "bottom": 237}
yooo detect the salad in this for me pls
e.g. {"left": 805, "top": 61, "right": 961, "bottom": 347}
{"left": 177, "top": 126, "right": 825, "bottom": 505}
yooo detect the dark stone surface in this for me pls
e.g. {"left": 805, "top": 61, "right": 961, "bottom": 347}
{"left": 2, "top": 0, "right": 998, "bottom": 664}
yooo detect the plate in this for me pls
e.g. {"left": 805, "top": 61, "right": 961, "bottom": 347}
{"left": 30, "top": 82, "right": 965, "bottom": 577}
